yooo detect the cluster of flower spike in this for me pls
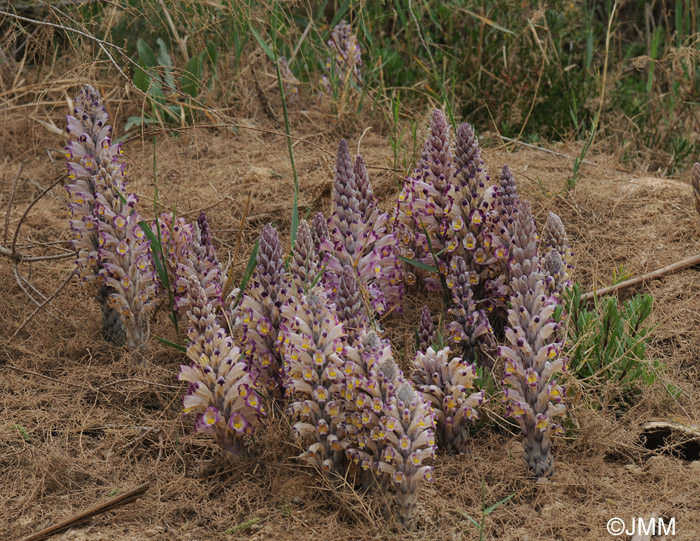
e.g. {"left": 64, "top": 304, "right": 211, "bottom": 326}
{"left": 321, "top": 139, "right": 403, "bottom": 315}
{"left": 321, "top": 21, "right": 362, "bottom": 94}
{"left": 497, "top": 201, "right": 567, "bottom": 478}
{"left": 395, "top": 110, "right": 504, "bottom": 303}
{"left": 179, "top": 275, "right": 264, "bottom": 455}
{"left": 395, "top": 109, "right": 455, "bottom": 288}
{"left": 65, "top": 84, "right": 158, "bottom": 349}
{"left": 343, "top": 332, "right": 436, "bottom": 529}
{"left": 63, "top": 85, "right": 578, "bottom": 522}
{"left": 283, "top": 286, "right": 349, "bottom": 472}
{"left": 412, "top": 346, "right": 483, "bottom": 455}
{"left": 238, "top": 224, "right": 290, "bottom": 397}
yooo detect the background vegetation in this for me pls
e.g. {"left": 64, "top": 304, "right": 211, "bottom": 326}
{"left": 2, "top": 0, "right": 698, "bottom": 175}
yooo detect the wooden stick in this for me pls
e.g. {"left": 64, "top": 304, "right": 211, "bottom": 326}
{"left": 20, "top": 482, "right": 151, "bottom": 541}
{"left": 581, "top": 253, "right": 700, "bottom": 301}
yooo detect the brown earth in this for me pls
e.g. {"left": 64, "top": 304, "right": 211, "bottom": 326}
{"left": 1, "top": 107, "right": 700, "bottom": 540}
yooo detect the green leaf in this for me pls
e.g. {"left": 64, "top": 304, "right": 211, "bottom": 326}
{"left": 138, "top": 219, "right": 171, "bottom": 304}
{"left": 14, "top": 424, "right": 30, "bottom": 442}
{"left": 156, "top": 38, "right": 176, "bottom": 89}
{"left": 231, "top": 239, "right": 259, "bottom": 309}
{"left": 460, "top": 512, "right": 480, "bottom": 529}
{"left": 181, "top": 55, "right": 202, "bottom": 97}
{"left": 307, "top": 264, "right": 327, "bottom": 292}
{"left": 133, "top": 60, "right": 152, "bottom": 94}
{"left": 249, "top": 24, "right": 276, "bottom": 61}
{"left": 398, "top": 255, "right": 438, "bottom": 273}
{"left": 154, "top": 335, "right": 187, "bottom": 352}
{"left": 484, "top": 492, "right": 514, "bottom": 515}
{"left": 123, "top": 116, "right": 157, "bottom": 133}
{"left": 222, "top": 517, "right": 261, "bottom": 535}
{"left": 137, "top": 38, "right": 157, "bottom": 68}
{"left": 206, "top": 40, "right": 218, "bottom": 66}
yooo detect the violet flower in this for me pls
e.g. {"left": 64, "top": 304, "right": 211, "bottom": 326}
{"left": 320, "top": 21, "right": 362, "bottom": 94}
{"left": 323, "top": 139, "right": 402, "bottom": 314}
{"left": 395, "top": 109, "right": 455, "bottom": 289}
{"left": 65, "top": 84, "right": 157, "bottom": 349}
{"left": 417, "top": 305, "right": 435, "bottom": 352}
{"left": 238, "top": 224, "right": 289, "bottom": 397}
{"left": 446, "top": 256, "right": 495, "bottom": 368}
{"left": 412, "top": 346, "right": 483, "bottom": 454}
{"left": 179, "top": 276, "right": 263, "bottom": 455}
{"left": 282, "top": 286, "right": 348, "bottom": 473}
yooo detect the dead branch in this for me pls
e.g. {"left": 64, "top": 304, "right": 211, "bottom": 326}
{"left": 20, "top": 482, "right": 151, "bottom": 541}
{"left": 3, "top": 163, "right": 22, "bottom": 245}
{"left": 581, "top": 253, "right": 700, "bottom": 301}
{"left": 10, "top": 269, "right": 75, "bottom": 340}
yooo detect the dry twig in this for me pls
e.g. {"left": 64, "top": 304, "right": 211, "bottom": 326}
{"left": 581, "top": 253, "right": 700, "bottom": 301}
{"left": 20, "top": 482, "right": 151, "bottom": 541}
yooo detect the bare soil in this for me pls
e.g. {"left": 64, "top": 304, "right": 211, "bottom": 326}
{"left": 2, "top": 107, "right": 700, "bottom": 540}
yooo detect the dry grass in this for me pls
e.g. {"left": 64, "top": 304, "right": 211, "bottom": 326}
{"left": 2, "top": 79, "right": 700, "bottom": 540}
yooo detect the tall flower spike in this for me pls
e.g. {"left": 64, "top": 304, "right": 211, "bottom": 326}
{"left": 508, "top": 200, "right": 540, "bottom": 298}
{"left": 66, "top": 84, "right": 158, "bottom": 349}
{"left": 324, "top": 139, "right": 403, "bottom": 314}
{"left": 354, "top": 155, "right": 377, "bottom": 223}
{"left": 412, "top": 346, "right": 483, "bottom": 454}
{"left": 692, "top": 163, "right": 700, "bottom": 223}
{"left": 335, "top": 266, "right": 369, "bottom": 346}
{"left": 498, "top": 276, "right": 566, "bottom": 479}
{"left": 542, "top": 211, "right": 574, "bottom": 273}
{"left": 173, "top": 218, "right": 223, "bottom": 316}
{"left": 312, "top": 211, "right": 329, "bottom": 250}
{"left": 442, "top": 122, "right": 499, "bottom": 302}
{"left": 395, "top": 110, "right": 455, "bottom": 290}
{"left": 277, "top": 57, "right": 300, "bottom": 104}
{"left": 417, "top": 305, "right": 435, "bottom": 352}
{"left": 490, "top": 165, "right": 521, "bottom": 251}
{"left": 283, "top": 287, "right": 349, "bottom": 474}
{"left": 320, "top": 21, "right": 362, "bottom": 94}
{"left": 179, "top": 275, "right": 263, "bottom": 455}
{"left": 238, "top": 224, "right": 289, "bottom": 396}
{"left": 378, "top": 381, "right": 436, "bottom": 529}
{"left": 98, "top": 213, "right": 158, "bottom": 349}
{"left": 157, "top": 212, "right": 193, "bottom": 301}
{"left": 344, "top": 332, "right": 435, "bottom": 525}
{"left": 446, "top": 256, "right": 495, "bottom": 369}
{"left": 289, "top": 219, "right": 322, "bottom": 296}
{"left": 343, "top": 331, "right": 402, "bottom": 485}
{"left": 65, "top": 84, "right": 126, "bottom": 344}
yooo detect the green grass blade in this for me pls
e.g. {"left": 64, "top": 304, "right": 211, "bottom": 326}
{"left": 398, "top": 255, "right": 438, "bottom": 273}
{"left": 154, "top": 335, "right": 186, "bottom": 352}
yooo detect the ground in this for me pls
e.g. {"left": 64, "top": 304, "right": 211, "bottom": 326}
{"left": 2, "top": 113, "right": 700, "bottom": 540}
